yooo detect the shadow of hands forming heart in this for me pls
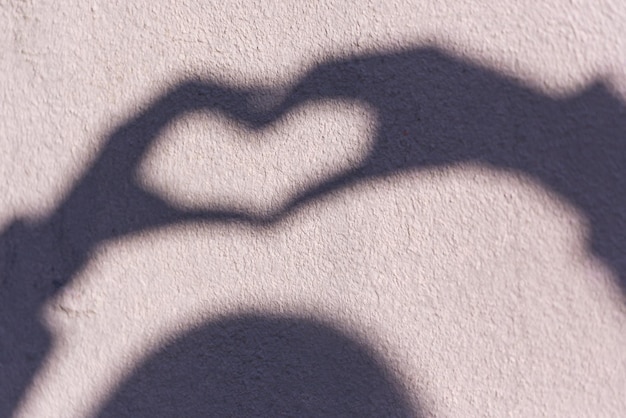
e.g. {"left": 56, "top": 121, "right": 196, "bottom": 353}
{"left": 2, "top": 46, "right": 625, "bottom": 417}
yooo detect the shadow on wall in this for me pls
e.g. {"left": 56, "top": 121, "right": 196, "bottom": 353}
{"left": 1, "top": 46, "right": 625, "bottom": 416}
{"left": 96, "top": 314, "right": 420, "bottom": 417}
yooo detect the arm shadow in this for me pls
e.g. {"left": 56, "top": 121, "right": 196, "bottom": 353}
{"left": 1, "top": 46, "right": 624, "bottom": 416}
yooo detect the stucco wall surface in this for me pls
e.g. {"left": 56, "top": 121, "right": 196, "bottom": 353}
{"left": 1, "top": 1, "right": 626, "bottom": 417}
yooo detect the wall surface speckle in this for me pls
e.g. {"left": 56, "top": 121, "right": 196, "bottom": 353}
{"left": 2, "top": 1, "right": 625, "bottom": 417}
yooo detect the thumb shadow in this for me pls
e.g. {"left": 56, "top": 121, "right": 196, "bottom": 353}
{"left": 96, "top": 314, "right": 421, "bottom": 417}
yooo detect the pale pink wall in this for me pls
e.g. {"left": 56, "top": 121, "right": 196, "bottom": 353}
{"left": 2, "top": 1, "right": 625, "bottom": 416}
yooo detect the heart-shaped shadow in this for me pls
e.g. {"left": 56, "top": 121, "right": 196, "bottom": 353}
{"left": 138, "top": 99, "right": 376, "bottom": 216}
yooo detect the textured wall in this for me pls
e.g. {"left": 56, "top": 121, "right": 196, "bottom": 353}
{"left": 2, "top": 1, "right": 626, "bottom": 417}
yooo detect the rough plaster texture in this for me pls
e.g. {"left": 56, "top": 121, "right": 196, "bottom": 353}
{"left": 1, "top": 1, "right": 626, "bottom": 417}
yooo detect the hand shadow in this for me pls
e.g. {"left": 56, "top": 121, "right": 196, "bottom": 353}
{"left": 1, "top": 46, "right": 625, "bottom": 416}
{"left": 0, "top": 81, "right": 273, "bottom": 417}
{"left": 96, "top": 314, "right": 421, "bottom": 418}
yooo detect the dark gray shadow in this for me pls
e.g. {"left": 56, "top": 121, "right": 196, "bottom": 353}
{"left": 1, "top": 46, "right": 625, "bottom": 416}
{"left": 97, "top": 314, "right": 420, "bottom": 417}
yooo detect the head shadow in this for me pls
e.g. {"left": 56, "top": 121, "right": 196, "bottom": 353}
{"left": 96, "top": 314, "right": 421, "bottom": 417}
